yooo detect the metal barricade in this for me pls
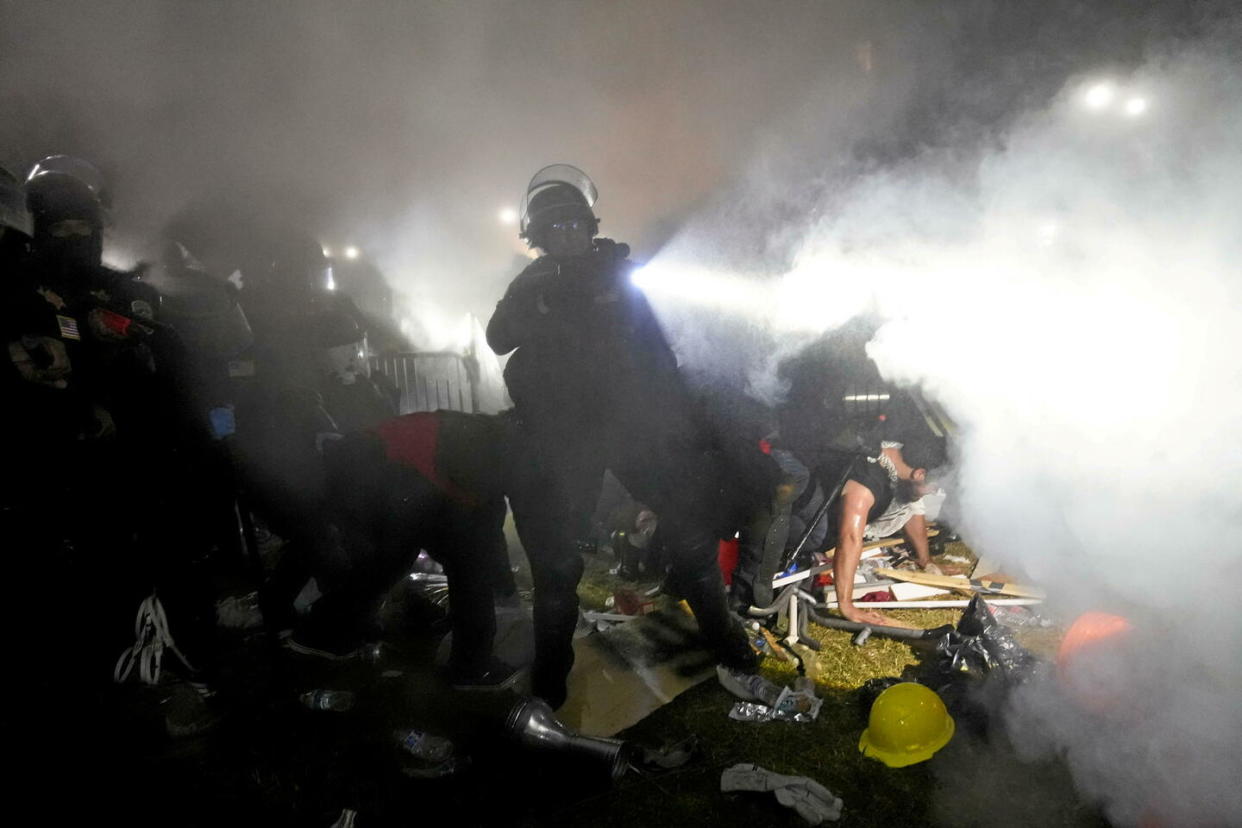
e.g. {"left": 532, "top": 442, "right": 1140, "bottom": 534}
{"left": 369, "top": 351, "right": 479, "bottom": 414}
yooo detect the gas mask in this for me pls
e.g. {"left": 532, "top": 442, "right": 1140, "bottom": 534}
{"left": 324, "top": 341, "right": 366, "bottom": 385}
{"left": 38, "top": 218, "right": 102, "bottom": 276}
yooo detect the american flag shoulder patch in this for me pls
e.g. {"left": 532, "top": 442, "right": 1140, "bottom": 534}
{"left": 56, "top": 314, "right": 81, "bottom": 340}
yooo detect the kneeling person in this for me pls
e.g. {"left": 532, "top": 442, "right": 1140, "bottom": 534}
{"left": 829, "top": 441, "right": 940, "bottom": 628}
{"left": 289, "top": 410, "right": 518, "bottom": 689}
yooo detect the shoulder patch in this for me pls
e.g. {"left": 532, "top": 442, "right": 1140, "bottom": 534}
{"left": 56, "top": 314, "right": 81, "bottom": 340}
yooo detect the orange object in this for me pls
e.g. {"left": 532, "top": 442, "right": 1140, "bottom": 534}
{"left": 1056, "top": 612, "right": 1134, "bottom": 670}
{"left": 1056, "top": 611, "right": 1135, "bottom": 713}
{"left": 613, "top": 588, "right": 655, "bottom": 616}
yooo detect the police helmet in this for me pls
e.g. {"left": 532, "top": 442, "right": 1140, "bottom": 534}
{"left": 519, "top": 164, "right": 599, "bottom": 245}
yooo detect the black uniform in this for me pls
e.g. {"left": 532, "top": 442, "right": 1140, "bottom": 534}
{"left": 488, "top": 239, "right": 765, "bottom": 707}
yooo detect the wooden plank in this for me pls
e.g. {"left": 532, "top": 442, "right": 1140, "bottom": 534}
{"left": 873, "top": 568, "right": 1045, "bottom": 599}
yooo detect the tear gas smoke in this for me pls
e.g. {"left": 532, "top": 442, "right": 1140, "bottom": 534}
{"left": 0, "top": 0, "right": 912, "bottom": 351}
{"left": 639, "top": 39, "right": 1242, "bottom": 828}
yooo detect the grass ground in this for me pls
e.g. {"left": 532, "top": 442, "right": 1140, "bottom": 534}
{"left": 554, "top": 542, "right": 1105, "bottom": 828}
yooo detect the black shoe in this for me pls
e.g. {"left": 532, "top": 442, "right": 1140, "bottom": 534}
{"left": 450, "top": 658, "right": 522, "bottom": 692}
{"left": 714, "top": 626, "right": 763, "bottom": 673}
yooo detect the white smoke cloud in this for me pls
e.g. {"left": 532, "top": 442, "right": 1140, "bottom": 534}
{"left": 642, "top": 38, "right": 1242, "bottom": 828}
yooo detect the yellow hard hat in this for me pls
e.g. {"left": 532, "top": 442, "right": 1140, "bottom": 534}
{"left": 859, "top": 682, "right": 955, "bottom": 768}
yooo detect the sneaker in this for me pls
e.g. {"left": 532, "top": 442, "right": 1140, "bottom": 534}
{"left": 450, "top": 657, "right": 522, "bottom": 692}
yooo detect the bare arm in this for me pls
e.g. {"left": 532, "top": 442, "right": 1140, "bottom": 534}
{"left": 903, "top": 513, "right": 939, "bottom": 572}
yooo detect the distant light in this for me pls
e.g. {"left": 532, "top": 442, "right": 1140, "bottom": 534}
{"left": 499, "top": 207, "right": 518, "bottom": 225}
{"left": 1124, "top": 97, "right": 1148, "bottom": 117}
{"left": 843, "top": 394, "right": 890, "bottom": 402}
{"left": 326, "top": 272, "right": 337, "bottom": 291}
{"left": 1083, "top": 82, "right": 1115, "bottom": 110}
{"left": 322, "top": 246, "right": 332, "bottom": 257}
{"left": 344, "top": 246, "right": 359, "bottom": 260}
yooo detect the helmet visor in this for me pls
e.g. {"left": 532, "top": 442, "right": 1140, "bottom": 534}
{"left": 520, "top": 164, "right": 597, "bottom": 235}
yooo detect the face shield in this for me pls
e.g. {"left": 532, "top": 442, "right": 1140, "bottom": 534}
{"left": 519, "top": 164, "right": 598, "bottom": 240}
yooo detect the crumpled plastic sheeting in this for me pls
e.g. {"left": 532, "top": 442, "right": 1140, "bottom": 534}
{"left": 933, "top": 594, "right": 1041, "bottom": 681}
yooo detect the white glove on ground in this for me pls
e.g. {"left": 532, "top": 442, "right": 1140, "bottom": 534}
{"left": 721, "top": 763, "right": 843, "bottom": 824}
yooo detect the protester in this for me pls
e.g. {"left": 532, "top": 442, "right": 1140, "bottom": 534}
{"left": 730, "top": 321, "right": 949, "bottom": 614}
{"left": 228, "top": 235, "right": 395, "bottom": 628}
{"left": 286, "top": 410, "right": 520, "bottom": 688}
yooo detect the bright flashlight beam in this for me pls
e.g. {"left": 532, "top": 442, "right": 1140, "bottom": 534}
{"left": 631, "top": 263, "right": 764, "bottom": 314}
{"left": 344, "top": 246, "right": 360, "bottom": 260}
{"left": 1083, "top": 82, "right": 1115, "bottom": 110}
{"left": 1124, "top": 97, "right": 1148, "bottom": 116}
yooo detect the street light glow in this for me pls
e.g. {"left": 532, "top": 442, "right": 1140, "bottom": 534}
{"left": 1124, "top": 96, "right": 1148, "bottom": 116}
{"left": 1084, "top": 82, "right": 1115, "bottom": 109}
{"left": 499, "top": 207, "right": 518, "bottom": 225}
{"left": 344, "top": 246, "right": 360, "bottom": 260}
{"left": 321, "top": 246, "right": 332, "bottom": 257}
{"left": 1037, "top": 222, "right": 1058, "bottom": 247}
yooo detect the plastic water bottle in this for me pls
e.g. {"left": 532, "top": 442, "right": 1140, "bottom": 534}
{"left": 299, "top": 689, "right": 355, "bottom": 712}
{"left": 394, "top": 728, "right": 455, "bottom": 764}
{"left": 748, "top": 621, "right": 772, "bottom": 656}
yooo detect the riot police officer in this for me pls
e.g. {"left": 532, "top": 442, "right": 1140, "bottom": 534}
{"left": 488, "top": 165, "right": 766, "bottom": 708}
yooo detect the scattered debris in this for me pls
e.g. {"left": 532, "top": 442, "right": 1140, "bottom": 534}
{"left": 558, "top": 608, "right": 717, "bottom": 738}
{"left": 506, "top": 696, "right": 631, "bottom": 780}
{"left": 933, "top": 595, "right": 1041, "bottom": 680}
{"left": 724, "top": 671, "right": 823, "bottom": 723}
{"left": 215, "top": 591, "right": 264, "bottom": 631}
{"left": 299, "top": 689, "right": 355, "bottom": 712}
{"left": 717, "top": 665, "right": 783, "bottom": 706}
{"left": 395, "top": 727, "right": 464, "bottom": 778}
{"left": 721, "top": 763, "right": 843, "bottom": 824}
{"left": 613, "top": 588, "right": 657, "bottom": 616}
{"left": 395, "top": 727, "right": 455, "bottom": 763}
{"left": 876, "top": 568, "right": 1045, "bottom": 599}
{"left": 582, "top": 611, "right": 639, "bottom": 625}
{"left": 328, "top": 808, "right": 358, "bottom": 828}
{"left": 757, "top": 625, "right": 793, "bottom": 662}
{"left": 635, "top": 734, "right": 700, "bottom": 771}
